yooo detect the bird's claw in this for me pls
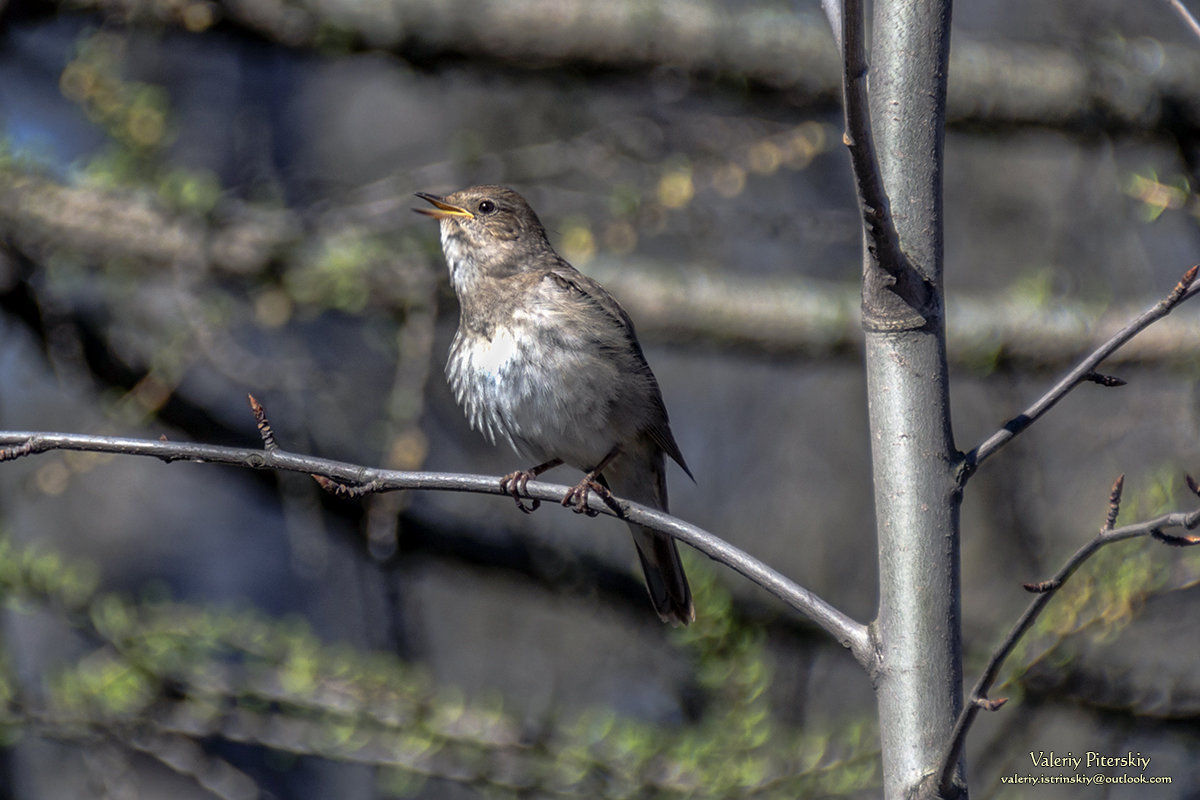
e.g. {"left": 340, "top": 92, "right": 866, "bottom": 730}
{"left": 562, "top": 477, "right": 611, "bottom": 517}
{"left": 500, "top": 470, "right": 541, "bottom": 513}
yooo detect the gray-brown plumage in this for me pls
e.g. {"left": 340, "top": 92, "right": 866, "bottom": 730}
{"left": 415, "top": 185, "right": 694, "bottom": 625}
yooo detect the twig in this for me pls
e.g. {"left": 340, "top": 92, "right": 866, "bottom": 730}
{"left": 1082, "top": 371, "right": 1126, "bottom": 388}
{"left": 964, "top": 265, "right": 1200, "bottom": 475}
{"left": 1104, "top": 473, "right": 1125, "bottom": 531}
{"left": 0, "top": 440, "right": 34, "bottom": 462}
{"left": 1164, "top": 0, "right": 1200, "bottom": 43}
{"left": 933, "top": 475, "right": 1200, "bottom": 796}
{"left": 247, "top": 394, "right": 278, "bottom": 452}
{"left": 0, "top": 429, "right": 874, "bottom": 668}
{"left": 249, "top": 395, "right": 385, "bottom": 498}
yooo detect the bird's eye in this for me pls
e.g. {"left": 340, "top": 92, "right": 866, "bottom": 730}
{"left": 478, "top": 200, "right": 497, "bottom": 215}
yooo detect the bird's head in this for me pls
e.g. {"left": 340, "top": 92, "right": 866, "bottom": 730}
{"left": 415, "top": 186, "right": 553, "bottom": 281}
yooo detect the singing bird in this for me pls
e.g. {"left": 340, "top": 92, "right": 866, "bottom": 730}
{"left": 416, "top": 185, "right": 694, "bottom": 624}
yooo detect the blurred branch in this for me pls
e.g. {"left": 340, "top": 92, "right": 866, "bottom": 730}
{"left": 934, "top": 473, "right": 1200, "bottom": 797}
{"left": 55, "top": 0, "right": 1200, "bottom": 133}
{"left": 6, "top": 165, "right": 1200, "bottom": 371}
{"left": 0, "top": 544, "right": 881, "bottom": 798}
{"left": 0, "top": 169, "right": 295, "bottom": 276}
{"left": 0, "top": 427, "right": 875, "bottom": 667}
{"left": 593, "top": 260, "right": 1200, "bottom": 369}
{"left": 124, "top": 732, "right": 260, "bottom": 800}
{"left": 82, "top": 0, "right": 842, "bottom": 96}
{"left": 964, "top": 265, "right": 1200, "bottom": 475}
{"left": 1019, "top": 646, "right": 1200, "bottom": 719}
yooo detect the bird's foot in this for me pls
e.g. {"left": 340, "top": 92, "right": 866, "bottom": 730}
{"left": 500, "top": 470, "right": 541, "bottom": 513}
{"left": 499, "top": 458, "right": 562, "bottom": 513}
{"left": 562, "top": 476, "right": 615, "bottom": 517}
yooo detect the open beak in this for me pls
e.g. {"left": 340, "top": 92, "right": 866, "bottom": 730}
{"left": 414, "top": 192, "right": 474, "bottom": 220}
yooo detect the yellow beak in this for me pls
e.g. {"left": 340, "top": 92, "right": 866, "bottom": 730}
{"left": 414, "top": 193, "right": 474, "bottom": 220}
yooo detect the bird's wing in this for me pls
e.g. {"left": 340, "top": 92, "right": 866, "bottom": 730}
{"left": 543, "top": 264, "right": 694, "bottom": 480}
{"left": 543, "top": 263, "right": 636, "bottom": 334}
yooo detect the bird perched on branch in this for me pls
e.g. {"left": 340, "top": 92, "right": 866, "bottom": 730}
{"left": 415, "top": 185, "right": 694, "bottom": 625}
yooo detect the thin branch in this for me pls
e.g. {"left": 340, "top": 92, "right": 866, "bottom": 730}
{"left": 1164, "top": 0, "right": 1200, "bottom": 43}
{"left": 0, "top": 429, "right": 875, "bottom": 668}
{"left": 840, "top": 0, "right": 937, "bottom": 322}
{"left": 964, "top": 265, "right": 1200, "bottom": 475}
{"left": 839, "top": 0, "right": 900, "bottom": 277}
{"left": 933, "top": 477, "right": 1200, "bottom": 796}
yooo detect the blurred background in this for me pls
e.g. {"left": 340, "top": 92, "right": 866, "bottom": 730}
{"left": 1, "top": 0, "right": 1200, "bottom": 797}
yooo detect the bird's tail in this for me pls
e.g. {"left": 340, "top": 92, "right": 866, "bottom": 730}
{"left": 604, "top": 437, "right": 694, "bottom": 625}
{"left": 629, "top": 524, "right": 694, "bottom": 626}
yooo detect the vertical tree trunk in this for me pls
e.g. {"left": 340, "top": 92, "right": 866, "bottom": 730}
{"left": 862, "top": 0, "right": 963, "bottom": 797}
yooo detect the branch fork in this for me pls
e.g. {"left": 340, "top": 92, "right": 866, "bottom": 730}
{"left": 935, "top": 473, "right": 1200, "bottom": 795}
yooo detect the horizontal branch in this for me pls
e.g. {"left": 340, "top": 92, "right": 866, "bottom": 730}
{"left": 0, "top": 429, "right": 874, "bottom": 668}
{"left": 7, "top": 165, "right": 1200, "bottom": 370}
{"left": 60, "top": 0, "right": 1200, "bottom": 133}
{"left": 933, "top": 474, "right": 1200, "bottom": 796}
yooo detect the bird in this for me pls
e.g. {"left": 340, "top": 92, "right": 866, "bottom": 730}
{"left": 415, "top": 185, "right": 694, "bottom": 625}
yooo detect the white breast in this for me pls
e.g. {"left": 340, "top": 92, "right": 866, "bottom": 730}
{"left": 473, "top": 326, "right": 521, "bottom": 378}
{"left": 446, "top": 323, "right": 620, "bottom": 469}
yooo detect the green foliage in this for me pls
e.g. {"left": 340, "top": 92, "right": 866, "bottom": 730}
{"left": 285, "top": 231, "right": 391, "bottom": 314}
{"left": 60, "top": 31, "right": 171, "bottom": 155}
{"left": 1122, "top": 168, "right": 1193, "bottom": 223}
{"left": 158, "top": 168, "right": 223, "bottom": 215}
{"left": 0, "top": 534, "right": 880, "bottom": 798}
{"left": 60, "top": 28, "right": 222, "bottom": 216}
{"left": 1009, "top": 269, "right": 1055, "bottom": 308}
{"left": 0, "top": 535, "right": 100, "bottom": 612}
{"left": 668, "top": 562, "right": 880, "bottom": 798}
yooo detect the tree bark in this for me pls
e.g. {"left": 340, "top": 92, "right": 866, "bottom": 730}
{"left": 861, "top": 0, "right": 964, "bottom": 797}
